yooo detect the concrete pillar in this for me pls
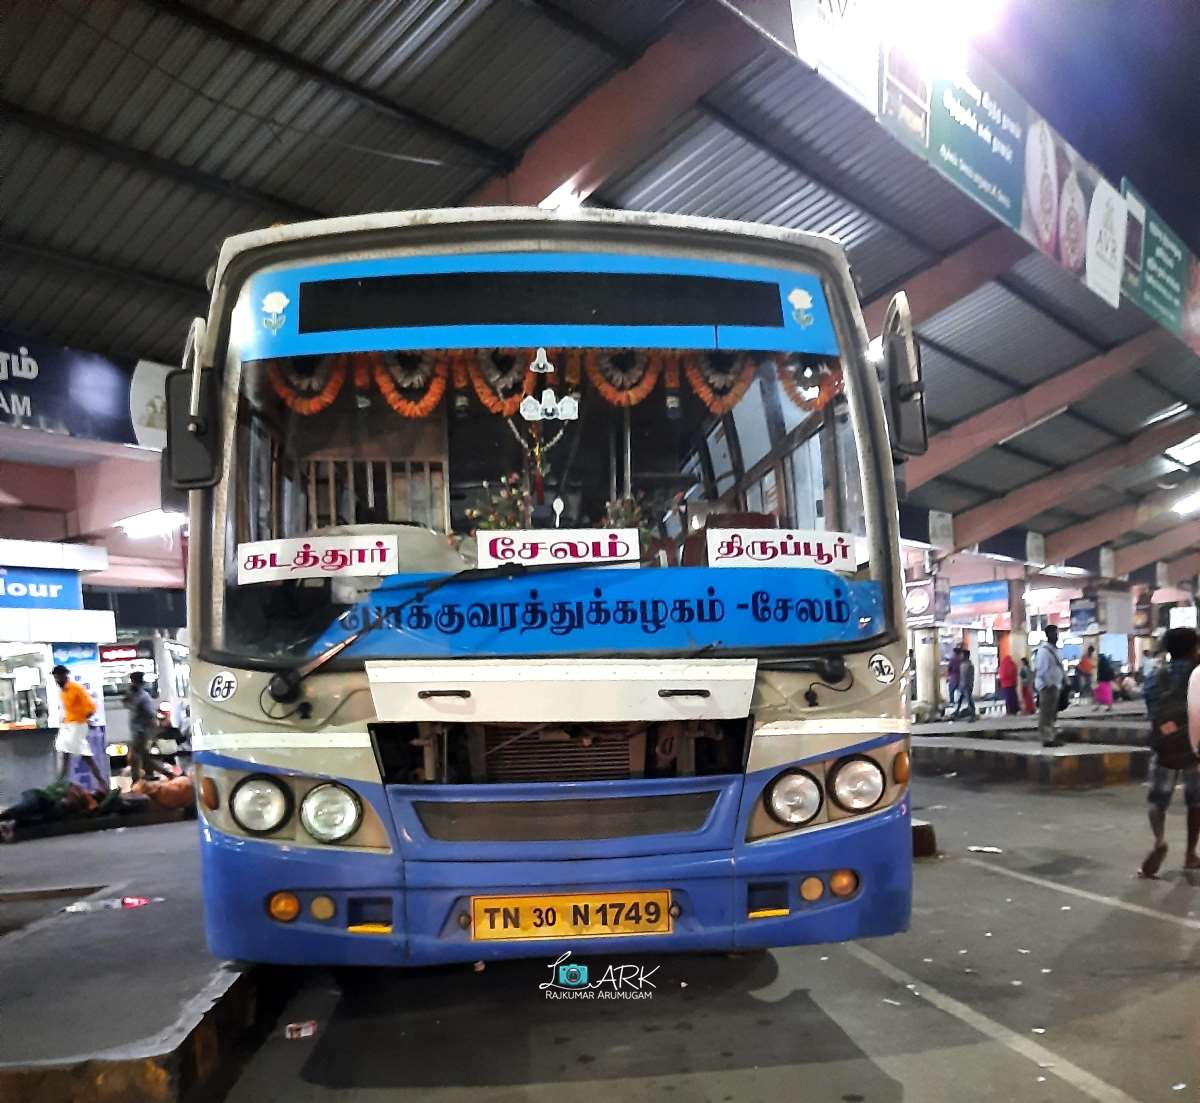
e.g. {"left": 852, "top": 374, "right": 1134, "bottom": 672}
{"left": 914, "top": 628, "right": 940, "bottom": 716}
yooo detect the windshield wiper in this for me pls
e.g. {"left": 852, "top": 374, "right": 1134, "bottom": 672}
{"left": 264, "top": 558, "right": 622, "bottom": 708}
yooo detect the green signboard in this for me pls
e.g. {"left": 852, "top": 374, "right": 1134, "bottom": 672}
{"left": 1120, "top": 180, "right": 1188, "bottom": 335}
{"left": 879, "top": 45, "right": 1025, "bottom": 231}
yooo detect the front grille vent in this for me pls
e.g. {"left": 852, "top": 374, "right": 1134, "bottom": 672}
{"left": 485, "top": 727, "right": 644, "bottom": 783}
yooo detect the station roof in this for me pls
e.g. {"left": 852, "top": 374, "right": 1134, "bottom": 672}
{"left": 4, "top": 0, "right": 1200, "bottom": 576}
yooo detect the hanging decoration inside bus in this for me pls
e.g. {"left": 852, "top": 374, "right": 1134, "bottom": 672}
{"left": 705, "top": 529, "right": 857, "bottom": 572}
{"left": 238, "top": 252, "right": 840, "bottom": 362}
{"left": 237, "top": 535, "right": 400, "bottom": 585}
{"left": 307, "top": 567, "right": 885, "bottom": 659}
{"left": 476, "top": 530, "right": 641, "bottom": 569}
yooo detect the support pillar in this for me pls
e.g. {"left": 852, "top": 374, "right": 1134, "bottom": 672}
{"left": 914, "top": 628, "right": 940, "bottom": 719}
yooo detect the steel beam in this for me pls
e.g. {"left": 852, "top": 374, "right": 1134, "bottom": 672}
{"left": 952, "top": 414, "right": 1200, "bottom": 551}
{"left": 2, "top": 236, "right": 206, "bottom": 304}
{"left": 1167, "top": 551, "right": 1200, "bottom": 585}
{"left": 1045, "top": 478, "right": 1200, "bottom": 563}
{"left": 3, "top": 98, "right": 321, "bottom": 222}
{"left": 470, "top": 2, "right": 763, "bottom": 206}
{"left": 908, "top": 329, "right": 1173, "bottom": 489}
{"left": 860, "top": 228, "right": 1031, "bottom": 335}
{"left": 1114, "top": 521, "right": 1200, "bottom": 577}
{"left": 140, "top": 0, "right": 511, "bottom": 168}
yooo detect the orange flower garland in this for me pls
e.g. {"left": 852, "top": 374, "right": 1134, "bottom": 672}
{"left": 372, "top": 353, "right": 449, "bottom": 418}
{"left": 467, "top": 352, "right": 535, "bottom": 416}
{"left": 584, "top": 351, "right": 663, "bottom": 407}
{"left": 684, "top": 354, "right": 755, "bottom": 415}
{"left": 267, "top": 358, "right": 346, "bottom": 415}
{"left": 777, "top": 359, "right": 843, "bottom": 414}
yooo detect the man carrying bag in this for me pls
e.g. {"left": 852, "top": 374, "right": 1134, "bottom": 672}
{"left": 1140, "top": 627, "right": 1200, "bottom": 877}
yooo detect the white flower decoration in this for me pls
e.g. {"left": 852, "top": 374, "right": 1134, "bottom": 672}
{"left": 262, "top": 291, "right": 290, "bottom": 314}
{"left": 787, "top": 288, "right": 813, "bottom": 310}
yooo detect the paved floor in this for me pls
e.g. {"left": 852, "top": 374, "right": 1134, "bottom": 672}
{"left": 221, "top": 779, "right": 1198, "bottom": 1103}
{"left": 0, "top": 820, "right": 241, "bottom": 1067}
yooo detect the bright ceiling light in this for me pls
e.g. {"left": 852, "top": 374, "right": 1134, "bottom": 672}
{"left": 1166, "top": 433, "right": 1200, "bottom": 468}
{"left": 877, "top": 0, "right": 1005, "bottom": 72}
{"left": 115, "top": 509, "right": 187, "bottom": 539}
{"left": 1173, "top": 490, "right": 1200, "bottom": 515}
{"left": 539, "top": 181, "right": 583, "bottom": 213}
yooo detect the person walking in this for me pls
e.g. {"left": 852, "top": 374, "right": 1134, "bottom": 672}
{"left": 954, "top": 650, "right": 977, "bottom": 721}
{"left": 1094, "top": 652, "right": 1116, "bottom": 712}
{"left": 999, "top": 652, "right": 1019, "bottom": 715}
{"left": 126, "top": 671, "right": 165, "bottom": 784}
{"left": 52, "top": 665, "right": 104, "bottom": 788}
{"left": 1019, "top": 656, "right": 1036, "bottom": 715}
{"left": 1078, "top": 645, "right": 1096, "bottom": 701}
{"left": 946, "top": 645, "right": 963, "bottom": 718}
{"left": 1141, "top": 627, "right": 1200, "bottom": 876}
{"left": 1034, "top": 625, "right": 1066, "bottom": 747}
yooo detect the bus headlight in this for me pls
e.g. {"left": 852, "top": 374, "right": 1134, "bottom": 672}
{"left": 765, "top": 770, "right": 823, "bottom": 826}
{"left": 299, "top": 783, "right": 362, "bottom": 844}
{"left": 829, "top": 757, "right": 886, "bottom": 813}
{"left": 230, "top": 775, "right": 292, "bottom": 835}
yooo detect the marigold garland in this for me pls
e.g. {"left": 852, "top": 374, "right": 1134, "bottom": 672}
{"left": 584, "top": 351, "right": 663, "bottom": 407}
{"left": 267, "top": 358, "right": 346, "bottom": 415}
{"left": 372, "top": 353, "right": 449, "bottom": 418}
{"left": 684, "top": 354, "right": 755, "bottom": 415}
{"left": 777, "top": 359, "right": 843, "bottom": 414}
{"left": 450, "top": 351, "right": 469, "bottom": 391}
{"left": 467, "top": 352, "right": 535, "bottom": 416}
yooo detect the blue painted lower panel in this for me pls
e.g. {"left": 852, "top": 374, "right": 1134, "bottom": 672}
{"left": 198, "top": 801, "right": 911, "bottom": 966}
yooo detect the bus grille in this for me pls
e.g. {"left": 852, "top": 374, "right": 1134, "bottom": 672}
{"left": 484, "top": 728, "right": 644, "bottom": 783}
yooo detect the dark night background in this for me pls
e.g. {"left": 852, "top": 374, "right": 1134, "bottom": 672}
{"left": 981, "top": 0, "right": 1200, "bottom": 253}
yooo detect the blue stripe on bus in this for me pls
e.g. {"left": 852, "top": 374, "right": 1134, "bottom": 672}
{"left": 240, "top": 252, "right": 839, "bottom": 360}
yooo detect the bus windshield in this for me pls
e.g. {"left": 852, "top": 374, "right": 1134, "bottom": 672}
{"left": 210, "top": 251, "right": 891, "bottom": 663}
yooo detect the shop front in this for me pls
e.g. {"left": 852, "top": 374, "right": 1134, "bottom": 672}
{"left": 0, "top": 539, "right": 116, "bottom": 806}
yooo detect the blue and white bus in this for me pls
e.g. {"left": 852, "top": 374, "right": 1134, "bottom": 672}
{"left": 167, "top": 208, "right": 927, "bottom": 965}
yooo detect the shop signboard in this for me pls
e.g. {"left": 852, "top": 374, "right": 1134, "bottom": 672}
{"left": 948, "top": 580, "right": 1010, "bottom": 626}
{"left": 0, "top": 330, "right": 170, "bottom": 449}
{"left": 0, "top": 566, "right": 82, "bottom": 610}
{"left": 880, "top": 44, "right": 1026, "bottom": 231}
{"left": 904, "top": 577, "right": 934, "bottom": 628}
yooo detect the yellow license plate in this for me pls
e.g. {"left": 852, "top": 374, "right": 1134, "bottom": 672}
{"left": 470, "top": 890, "right": 672, "bottom": 941}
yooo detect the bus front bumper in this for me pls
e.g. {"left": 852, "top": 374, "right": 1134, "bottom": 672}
{"left": 199, "top": 800, "right": 912, "bottom": 966}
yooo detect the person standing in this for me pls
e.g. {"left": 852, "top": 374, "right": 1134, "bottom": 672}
{"left": 52, "top": 665, "right": 104, "bottom": 788}
{"left": 1034, "top": 625, "right": 1066, "bottom": 747}
{"left": 1094, "top": 652, "right": 1116, "bottom": 712}
{"left": 126, "top": 671, "right": 164, "bottom": 784}
{"left": 954, "top": 650, "right": 977, "bottom": 721}
{"left": 946, "top": 645, "right": 963, "bottom": 718}
{"left": 1141, "top": 627, "right": 1200, "bottom": 876}
{"left": 998, "top": 652, "right": 1019, "bottom": 715}
{"left": 1019, "top": 656, "right": 1036, "bottom": 714}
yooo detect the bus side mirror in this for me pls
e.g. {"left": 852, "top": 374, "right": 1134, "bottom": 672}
{"left": 880, "top": 292, "right": 928, "bottom": 459}
{"left": 165, "top": 318, "right": 221, "bottom": 490}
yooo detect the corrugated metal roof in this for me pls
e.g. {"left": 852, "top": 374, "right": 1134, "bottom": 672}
{"left": 952, "top": 448, "right": 1051, "bottom": 494}
{"left": 601, "top": 111, "right": 928, "bottom": 297}
{"left": 1139, "top": 345, "right": 1200, "bottom": 405}
{"left": 1104, "top": 455, "right": 1186, "bottom": 493}
{"left": 918, "top": 282, "right": 1097, "bottom": 386}
{"left": 1003, "top": 252, "right": 1154, "bottom": 349}
{"left": 1067, "top": 485, "right": 1131, "bottom": 519}
{"left": 1071, "top": 374, "right": 1185, "bottom": 437}
{"left": 903, "top": 478, "right": 990, "bottom": 514}
{"left": 919, "top": 342, "right": 1018, "bottom": 425}
{"left": 1024, "top": 509, "right": 1080, "bottom": 534}
{"left": 1005, "top": 412, "right": 1117, "bottom": 466}
{"left": 551, "top": 0, "right": 686, "bottom": 51}
{"left": 703, "top": 54, "right": 991, "bottom": 255}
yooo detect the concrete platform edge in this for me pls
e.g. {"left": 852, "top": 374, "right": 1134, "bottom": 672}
{"left": 0, "top": 964, "right": 256, "bottom": 1103}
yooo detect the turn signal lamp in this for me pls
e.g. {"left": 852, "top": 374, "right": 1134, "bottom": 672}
{"left": 829, "top": 870, "right": 858, "bottom": 898}
{"left": 199, "top": 777, "right": 219, "bottom": 811}
{"left": 267, "top": 891, "right": 301, "bottom": 922}
{"left": 893, "top": 750, "right": 911, "bottom": 785}
{"left": 310, "top": 895, "right": 336, "bottom": 922}
{"left": 799, "top": 876, "right": 825, "bottom": 902}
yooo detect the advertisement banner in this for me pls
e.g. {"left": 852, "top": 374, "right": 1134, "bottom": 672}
{"left": 947, "top": 580, "right": 1010, "bottom": 626}
{"left": 880, "top": 44, "right": 1026, "bottom": 230}
{"left": 787, "top": 0, "right": 881, "bottom": 114}
{"left": 1069, "top": 597, "right": 1100, "bottom": 635}
{"left": 0, "top": 331, "right": 170, "bottom": 449}
{"left": 1120, "top": 181, "right": 1190, "bottom": 335}
{"left": 0, "top": 566, "right": 83, "bottom": 610}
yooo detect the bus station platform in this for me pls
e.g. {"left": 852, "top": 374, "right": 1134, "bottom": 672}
{"left": 0, "top": 822, "right": 265, "bottom": 1103}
